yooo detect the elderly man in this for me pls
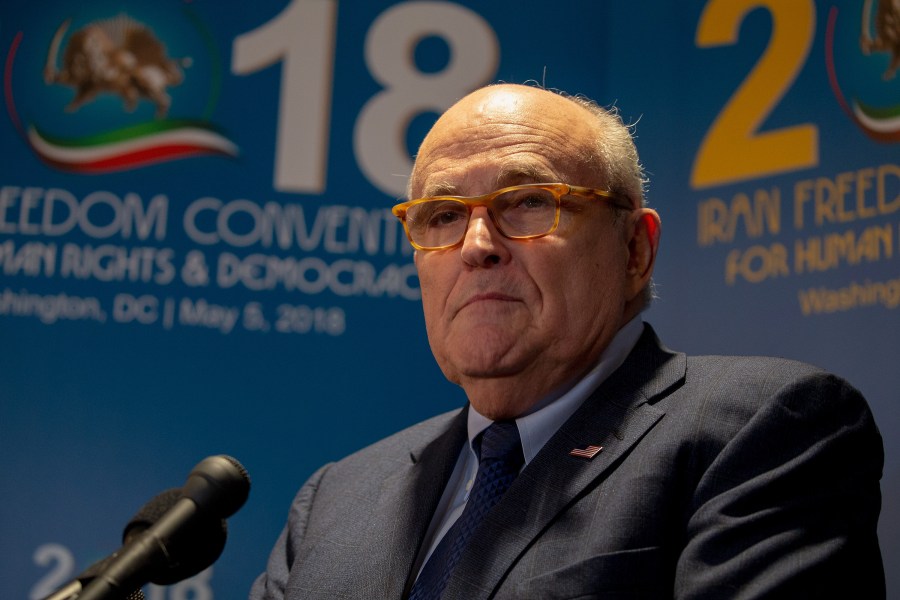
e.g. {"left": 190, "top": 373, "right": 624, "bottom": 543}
{"left": 250, "top": 84, "right": 884, "bottom": 599}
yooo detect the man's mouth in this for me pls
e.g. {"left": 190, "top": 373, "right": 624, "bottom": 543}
{"left": 461, "top": 292, "right": 519, "bottom": 310}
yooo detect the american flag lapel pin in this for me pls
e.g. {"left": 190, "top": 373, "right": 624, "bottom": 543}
{"left": 569, "top": 444, "right": 603, "bottom": 459}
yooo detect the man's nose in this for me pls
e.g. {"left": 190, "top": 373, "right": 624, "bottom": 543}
{"left": 459, "top": 207, "right": 510, "bottom": 267}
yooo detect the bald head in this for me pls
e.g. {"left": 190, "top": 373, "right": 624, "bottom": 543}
{"left": 409, "top": 84, "right": 645, "bottom": 207}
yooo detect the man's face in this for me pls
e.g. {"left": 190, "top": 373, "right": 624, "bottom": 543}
{"left": 410, "top": 86, "right": 657, "bottom": 419}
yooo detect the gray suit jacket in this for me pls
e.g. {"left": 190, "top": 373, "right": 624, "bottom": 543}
{"left": 250, "top": 326, "right": 884, "bottom": 599}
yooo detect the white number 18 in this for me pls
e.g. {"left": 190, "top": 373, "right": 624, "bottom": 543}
{"left": 233, "top": 0, "right": 499, "bottom": 198}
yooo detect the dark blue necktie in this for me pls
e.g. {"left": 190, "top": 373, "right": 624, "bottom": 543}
{"left": 409, "top": 421, "right": 524, "bottom": 600}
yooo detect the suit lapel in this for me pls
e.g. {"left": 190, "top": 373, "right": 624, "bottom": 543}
{"left": 287, "top": 409, "right": 468, "bottom": 599}
{"left": 380, "top": 408, "right": 469, "bottom": 598}
{"left": 443, "top": 326, "right": 686, "bottom": 599}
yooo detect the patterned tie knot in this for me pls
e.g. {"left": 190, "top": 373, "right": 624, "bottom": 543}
{"left": 476, "top": 420, "right": 523, "bottom": 465}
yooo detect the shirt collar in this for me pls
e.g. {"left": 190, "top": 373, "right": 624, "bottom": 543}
{"left": 467, "top": 316, "right": 644, "bottom": 464}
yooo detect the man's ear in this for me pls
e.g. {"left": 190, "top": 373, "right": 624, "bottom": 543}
{"left": 625, "top": 208, "right": 661, "bottom": 299}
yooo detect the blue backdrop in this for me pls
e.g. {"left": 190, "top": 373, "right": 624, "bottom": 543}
{"left": 2, "top": 1, "right": 898, "bottom": 598}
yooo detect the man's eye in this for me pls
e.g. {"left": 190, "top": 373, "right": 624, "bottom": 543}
{"left": 521, "top": 194, "right": 552, "bottom": 209}
{"left": 423, "top": 203, "right": 467, "bottom": 228}
{"left": 506, "top": 193, "right": 554, "bottom": 211}
{"left": 430, "top": 210, "right": 464, "bottom": 227}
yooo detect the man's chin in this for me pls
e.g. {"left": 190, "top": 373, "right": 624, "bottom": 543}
{"left": 451, "top": 352, "right": 538, "bottom": 390}
{"left": 448, "top": 337, "right": 525, "bottom": 376}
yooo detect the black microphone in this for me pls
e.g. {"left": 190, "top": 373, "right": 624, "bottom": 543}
{"left": 44, "top": 488, "right": 225, "bottom": 600}
{"left": 122, "top": 488, "right": 228, "bottom": 585}
{"left": 75, "top": 455, "right": 250, "bottom": 600}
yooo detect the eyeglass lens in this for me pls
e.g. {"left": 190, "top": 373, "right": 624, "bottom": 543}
{"left": 406, "top": 187, "right": 558, "bottom": 248}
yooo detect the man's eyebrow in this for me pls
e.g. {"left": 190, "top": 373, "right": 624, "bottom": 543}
{"left": 421, "top": 180, "right": 459, "bottom": 197}
{"left": 420, "top": 164, "right": 558, "bottom": 197}
{"left": 495, "top": 164, "right": 557, "bottom": 188}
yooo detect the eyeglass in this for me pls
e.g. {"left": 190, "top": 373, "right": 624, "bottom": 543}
{"left": 391, "top": 183, "right": 633, "bottom": 251}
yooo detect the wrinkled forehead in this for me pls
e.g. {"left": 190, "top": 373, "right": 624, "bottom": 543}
{"left": 417, "top": 161, "right": 563, "bottom": 199}
{"left": 410, "top": 87, "right": 599, "bottom": 198}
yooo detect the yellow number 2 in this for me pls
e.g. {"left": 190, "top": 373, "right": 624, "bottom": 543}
{"left": 692, "top": 0, "right": 819, "bottom": 189}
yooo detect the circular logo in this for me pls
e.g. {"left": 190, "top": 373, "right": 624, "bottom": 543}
{"left": 4, "top": 6, "right": 238, "bottom": 173}
{"left": 826, "top": 1, "right": 900, "bottom": 142}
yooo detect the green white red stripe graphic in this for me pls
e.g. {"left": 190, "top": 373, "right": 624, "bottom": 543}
{"left": 5, "top": 30, "right": 238, "bottom": 173}
{"left": 851, "top": 100, "right": 900, "bottom": 139}
{"left": 27, "top": 121, "right": 239, "bottom": 173}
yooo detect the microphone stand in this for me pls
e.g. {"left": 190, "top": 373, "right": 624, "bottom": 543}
{"left": 42, "top": 580, "right": 145, "bottom": 600}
